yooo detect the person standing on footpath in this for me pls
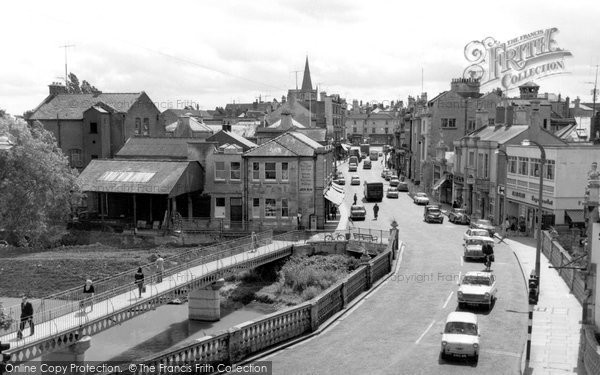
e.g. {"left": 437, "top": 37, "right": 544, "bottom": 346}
{"left": 17, "top": 295, "right": 34, "bottom": 339}
{"left": 156, "top": 254, "right": 164, "bottom": 283}
{"left": 82, "top": 279, "right": 95, "bottom": 313}
{"left": 134, "top": 267, "right": 145, "bottom": 298}
{"left": 250, "top": 231, "right": 258, "bottom": 252}
{"left": 373, "top": 203, "right": 379, "bottom": 220}
{"left": 353, "top": 193, "right": 358, "bottom": 205}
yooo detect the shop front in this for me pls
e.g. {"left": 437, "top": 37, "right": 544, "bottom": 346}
{"left": 505, "top": 186, "right": 556, "bottom": 236}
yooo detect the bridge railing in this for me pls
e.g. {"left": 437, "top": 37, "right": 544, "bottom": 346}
{"left": 120, "top": 244, "right": 396, "bottom": 373}
{"left": 0, "top": 230, "right": 274, "bottom": 337}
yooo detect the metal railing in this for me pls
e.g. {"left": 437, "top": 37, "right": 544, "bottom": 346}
{"left": 179, "top": 218, "right": 298, "bottom": 233}
{"left": 0, "top": 231, "right": 275, "bottom": 337}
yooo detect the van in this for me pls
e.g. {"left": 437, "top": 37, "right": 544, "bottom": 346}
{"left": 363, "top": 159, "right": 371, "bottom": 169}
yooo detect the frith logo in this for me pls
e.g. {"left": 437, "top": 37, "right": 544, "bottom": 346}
{"left": 463, "top": 28, "right": 572, "bottom": 90}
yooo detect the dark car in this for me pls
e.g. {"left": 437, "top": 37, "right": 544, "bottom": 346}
{"left": 397, "top": 181, "right": 409, "bottom": 192}
{"left": 448, "top": 208, "right": 470, "bottom": 224}
{"left": 470, "top": 219, "right": 496, "bottom": 235}
{"left": 349, "top": 205, "right": 367, "bottom": 221}
{"left": 424, "top": 205, "right": 444, "bottom": 224}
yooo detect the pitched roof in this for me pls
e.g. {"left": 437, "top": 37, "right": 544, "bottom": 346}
{"left": 301, "top": 57, "right": 313, "bottom": 91}
{"left": 116, "top": 137, "right": 199, "bottom": 159}
{"left": 207, "top": 130, "right": 257, "bottom": 149}
{"left": 165, "top": 116, "right": 213, "bottom": 133}
{"left": 245, "top": 131, "right": 323, "bottom": 157}
{"left": 469, "top": 125, "right": 528, "bottom": 143}
{"left": 296, "top": 128, "right": 327, "bottom": 143}
{"left": 162, "top": 108, "right": 213, "bottom": 119}
{"left": 519, "top": 82, "right": 540, "bottom": 88}
{"left": 29, "top": 93, "right": 147, "bottom": 120}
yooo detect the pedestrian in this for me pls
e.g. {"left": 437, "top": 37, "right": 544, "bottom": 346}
{"left": 297, "top": 212, "right": 303, "bottom": 230}
{"left": 504, "top": 217, "right": 510, "bottom": 237}
{"left": 353, "top": 193, "right": 358, "bottom": 205}
{"left": 82, "top": 279, "right": 95, "bottom": 313}
{"left": 331, "top": 205, "right": 337, "bottom": 220}
{"left": 156, "top": 254, "right": 164, "bottom": 283}
{"left": 373, "top": 203, "right": 379, "bottom": 220}
{"left": 134, "top": 267, "right": 145, "bottom": 298}
{"left": 17, "top": 295, "right": 34, "bottom": 339}
{"left": 250, "top": 231, "right": 258, "bottom": 252}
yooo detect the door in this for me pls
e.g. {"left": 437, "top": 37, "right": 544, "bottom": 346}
{"left": 230, "top": 197, "right": 243, "bottom": 229}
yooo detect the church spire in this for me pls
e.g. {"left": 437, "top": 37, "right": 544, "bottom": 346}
{"left": 301, "top": 56, "right": 313, "bottom": 91}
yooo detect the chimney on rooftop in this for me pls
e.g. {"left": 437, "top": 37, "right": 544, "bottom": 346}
{"left": 495, "top": 106, "right": 505, "bottom": 124}
{"left": 505, "top": 105, "right": 514, "bottom": 126}
{"left": 48, "top": 82, "right": 68, "bottom": 96}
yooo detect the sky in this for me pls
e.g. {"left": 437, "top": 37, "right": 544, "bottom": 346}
{"left": 1, "top": 0, "right": 600, "bottom": 116}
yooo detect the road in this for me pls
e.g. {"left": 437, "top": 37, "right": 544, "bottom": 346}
{"left": 265, "top": 152, "right": 528, "bottom": 375}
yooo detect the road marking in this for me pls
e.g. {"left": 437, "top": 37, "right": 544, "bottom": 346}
{"left": 415, "top": 320, "right": 435, "bottom": 345}
{"left": 457, "top": 271, "right": 461, "bottom": 284}
{"left": 442, "top": 291, "right": 453, "bottom": 309}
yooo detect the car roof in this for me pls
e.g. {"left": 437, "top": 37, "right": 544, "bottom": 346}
{"left": 351, "top": 205, "right": 365, "bottom": 209}
{"left": 446, "top": 311, "right": 477, "bottom": 324}
{"left": 464, "top": 271, "right": 492, "bottom": 278}
{"left": 416, "top": 192, "right": 427, "bottom": 196}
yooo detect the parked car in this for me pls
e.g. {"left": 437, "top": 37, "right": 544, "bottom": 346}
{"left": 397, "top": 181, "right": 409, "bottom": 192}
{"left": 386, "top": 187, "right": 399, "bottom": 199}
{"left": 413, "top": 192, "right": 429, "bottom": 205}
{"left": 463, "top": 228, "right": 492, "bottom": 242}
{"left": 349, "top": 205, "right": 367, "bottom": 220}
{"left": 448, "top": 208, "right": 470, "bottom": 224}
{"left": 351, "top": 176, "right": 361, "bottom": 185}
{"left": 389, "top": 178, "right": 400, "bottom": 187}
{"left": 457, "top": 271, "right": 497, "bottom": 310}
{"left": 363, "top": 159, "right": 372, "bottom": 169}
{"left": 424, "top": 205, "right": 444, "bottom": 223}
{"left": 440, "top": 312, "right": 480, "bottom": 362}
{"left": 470, "top": 219, "right": 496, "bottom": 236}
{"left": 463, "top": 237, "right": 495, "bottom": 260}
{"left": 334, "top": 177, "right": 345, "bottom": 185}
{"left": 381, "top": 168, "right": 390, "bottom": 179}
{"left": 389, "top": 174, "right": 399, "bottom": 182}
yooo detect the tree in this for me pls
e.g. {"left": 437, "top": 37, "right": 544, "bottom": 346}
{"left": 0, "top": 108, "right": 6, "bottom": 118}
{"left": 81, "top": 80, "right": 101, "bottom": 94}
{"left": 67, "top": 72, "right": 82, "bottom": 94}
{"left": 0, "top": 117, "right": 79, "bottom": 246}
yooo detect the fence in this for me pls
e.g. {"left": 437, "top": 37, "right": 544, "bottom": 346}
{"left": 180, "top": 218, "right": 298, "bottom": 233}
{"left": 540, "top": 230, "right": 586, "bottom": 304}
{"left": 580, "top": 324, "right": 600, "bottom": 375}
{"left": 0, "top": 231, "right": 275, "bottom": 337}
{"left": 119, "top": 245, "right": 395, "bottom": 374}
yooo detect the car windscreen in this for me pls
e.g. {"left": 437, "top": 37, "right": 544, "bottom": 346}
{"left": 444, "top": 321, "right": 478, "bottom": 335}
{"left": 462, "top": 276, "right": 490, "bottom": 286}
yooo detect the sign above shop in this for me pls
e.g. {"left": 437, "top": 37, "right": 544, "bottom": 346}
{"left": 508, "top": 188, "right": 554, "bottom": 208}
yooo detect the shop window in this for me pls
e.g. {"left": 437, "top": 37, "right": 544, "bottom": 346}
{"left": 253, "top": 162, "right": 260, "bottom": 180}
{"left": 215, "top": 198, "right": 225, "bottom": 218}
{"left": 252, "top": 198, "right": 260, "bottom": 218}
{"left": 215, "top": 161, "right": 226, "bottom": 180}
{"left": 265, "top": 199, "right": 276, "bottom": 217}
{"left": 265, "top": 162, "right": 276, "bottom": 180}
{"left": 230, "top": 162, "right": 241, "bottom": 180}
{"left": 281, "top": 162, "right": 289, "bottom": 181}
{"left": 281, "top": 199, "right": 289, "bottom": 217}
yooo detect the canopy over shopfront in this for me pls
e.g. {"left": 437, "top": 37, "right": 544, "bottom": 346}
{"left": 565, "top": 209, "right": 585, "bottom": 224}
{"left": 324, "top": 181, "right": 345, "bottom": 206}
{"left": 433, "top": 175, "right": 451, "bottom": 191}
{"left": 77, "top": 159, "right": 203, "bottom": 197}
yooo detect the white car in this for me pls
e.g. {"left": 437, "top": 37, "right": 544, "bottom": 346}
{"left": 413, "top": 192, "right": 429, "bottom": 205}
{"left": 350, "top": 176, "right": 361, "bottom": 185}
{"left": 457, "top": 271, "right": 497, "bottom": 310}
{"left": 441, "top": 312, "right": 480, "bottom": 361}
{"left": 463, "top": 228, "right": 492, "bottom": 242}
{"left": 386, "top": 187, "right": 399, "bottom": 198}
{"left": 463, "top": 237, "right": 495, "bottom": 260}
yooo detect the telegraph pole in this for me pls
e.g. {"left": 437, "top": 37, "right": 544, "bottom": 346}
{"left": 59, "top": 44, "right": 75, "bottom": 89}
{"left": 592, "top": 64, "right": 598, "bottom": 140}
{"left": 291, "top": 70, "right": 302, "bottom": 91}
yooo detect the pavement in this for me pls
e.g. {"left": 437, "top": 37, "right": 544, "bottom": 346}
{"left": 506, "top": 237, "right": 584, "bottom": 375}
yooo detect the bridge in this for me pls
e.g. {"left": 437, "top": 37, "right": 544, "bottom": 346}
{"left": 0, "top": 231, "right": 298, "bottom": 362}
{"left": 0, "top": 228, "right": 389, "bottom": 363}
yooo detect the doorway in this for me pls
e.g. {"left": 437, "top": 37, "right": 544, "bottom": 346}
{"left": 230, "top": 197, "right": 243, "bottom": 228}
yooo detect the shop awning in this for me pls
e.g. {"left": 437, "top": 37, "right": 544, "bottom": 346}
{"left": 324, "top": 182, "right": 345, "bottom": 205}
{"left": 77, "top": 159, "right": 204, "bottom": 197}
{"left": 565, "top": 210, "right": 585, "bottom": 223}
{"left": 341, "top": 144, "right": 350, "bottom": 151}
{"left": 432, "top": 175, "right": 450, "bottom": 191}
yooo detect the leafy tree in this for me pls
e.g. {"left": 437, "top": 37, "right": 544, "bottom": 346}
{"left": 0, "top": 117, "right": 79, "bottom": 246}
{"left": 67, "top": 72, "right": 82, "bottom": 94}
{"left": 0, "top": 108, "right": 6, "bottom": 118}
{"left": 81, "top": 80, "right": 101, "bottom": 94}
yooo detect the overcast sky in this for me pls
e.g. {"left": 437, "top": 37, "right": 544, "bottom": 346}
{"left": 1, "top": 0, "right": 599, "bottom": 116}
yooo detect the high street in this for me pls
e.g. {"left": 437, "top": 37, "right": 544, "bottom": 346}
{"left": 265, "top": 152, "right": 528, "bottom": 375}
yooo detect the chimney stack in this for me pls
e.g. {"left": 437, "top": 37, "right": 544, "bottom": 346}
{"left": 495, "top": 106, "right": 505, "bottom": 124}
{"left": 48, "top": 82, "right": 68, "bottom": 96}
{"left": 505, "top": 105, "right": 514, "bottom": 126}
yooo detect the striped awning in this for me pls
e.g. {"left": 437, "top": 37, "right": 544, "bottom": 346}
{"left": 324, "top": 182, "right": 345, "bottom": 206}
{"left": 432, "top": 175, "right": 450, "bottom": 191}
{"left": 565, "top": 210, "right": 585, "bottom": 223}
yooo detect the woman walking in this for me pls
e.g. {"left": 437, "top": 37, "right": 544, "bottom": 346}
{"left": 134, "top": 267, "right": 145, "bottom": 298}
{"left": 82, "top": 279, "right": 95, "bottom": 313}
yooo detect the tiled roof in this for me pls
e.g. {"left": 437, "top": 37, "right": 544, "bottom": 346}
{"left": 29, "top": 93, "right": 147, "bottom": 120}
{"left": 207, "top": 130, "right": 257, "bottom": 149}
{"left": 469, "top": 125, "right": 528, "bottom": 143}
{"left": 162, "top": 108, "right": 213, "bottom": 119}
{"left": 296, "top": 128, "right": 326, "bottom": 143}
{"left": 165, "top": 117, "right": 213, "bottom": 133}
{"left": 116, "top": 137, "right": 198, "bottom": 159}
{"left": 245, "top": 131, "right": 323, "bottom": 157}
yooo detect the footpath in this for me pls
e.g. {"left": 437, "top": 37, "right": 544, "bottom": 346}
{"left": 506, "top": 236, "right": 584, "bottom": 375}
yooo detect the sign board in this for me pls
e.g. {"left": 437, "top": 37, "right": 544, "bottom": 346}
{"left": 507, "top": 187, "right": 554, "bottom": 208}
{"left": 497, "top": 185, "right": 505, "bottom": 195}
{"left": 466, "top": 177, "right": 475, "bottom": 185}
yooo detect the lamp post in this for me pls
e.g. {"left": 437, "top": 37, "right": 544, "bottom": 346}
{"left": 495, "top": 148, "right": 509, "bottom": 231}
{"left": 521, "top": 139, "right": 546, "bottom": 287}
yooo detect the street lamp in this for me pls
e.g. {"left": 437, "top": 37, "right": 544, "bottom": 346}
{"left": 521, "top": 139, "right": 546, "bottom": 287}
{"left": 495, "top": 148, "right": 509, "bottom": 231}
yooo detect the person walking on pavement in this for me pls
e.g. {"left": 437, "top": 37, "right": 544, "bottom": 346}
{"left": 250, "top": 231, "right": 259, "bottom": 252}
{"left": 156, "top": 254, "right": 165, "bottom": 283}
{"left": 353, "top": 193, "right": 358, "bottom": 205}
{"left": 373, "top": 203, "right": 379, "bottom": 220}
{"left": 134, "top": 267, "right": 145, "bottom": 298}
{"left": 17, "top": 295, "right": 34, "bottom": 339}
{"left": 331, "top": 205, "right": 337, "bottom": 220}
{"left": 82, "top": 279, "right": 95, "bottom": 313}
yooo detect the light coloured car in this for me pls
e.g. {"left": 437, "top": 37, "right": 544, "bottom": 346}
{"left": 463, "top": 228, "right": 492, "bottom": 242}
{"left": 349, "top": 205, "right": 366, "bottom": 221}
{"left": 389, "top": 178, "right": 400, "bottom": 187}
{"left": 397, "top": 181, "right": 409, "bottom": 192}
{"left": 413, "top": 192, "right": 429, "bottom": 205}
{"left": 386, "top": 187, "right": 399, "bottom": 199}
{"left": 449, "top": 208, "right": 470, "bottom": 224}
{"left": 381, "top": 168, "right": 390, "bottom": 179}
{"left": 458, "top": 271, "right": 497, "bottom": 310}
{"left": 440, "top": 312, "right": 480, "bottom": 361}
{"left": 470, "top": 219, "right": 496, "bottom": 236}
{"left": 463, "top": 237, "right": 495, "bottom": 260}
{"left": 351, "top": 176, "right": 360, "bottom": 185}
